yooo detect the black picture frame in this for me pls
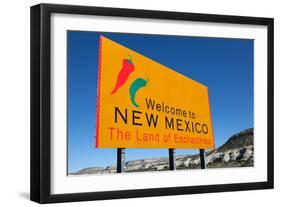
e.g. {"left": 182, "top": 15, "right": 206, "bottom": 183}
{"left": 30, "top": 3, "right": 274, "bottom": 204}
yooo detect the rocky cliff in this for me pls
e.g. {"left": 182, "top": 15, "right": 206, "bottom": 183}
{"left": 72, "top": 128, "right": 254, "bottom": 175}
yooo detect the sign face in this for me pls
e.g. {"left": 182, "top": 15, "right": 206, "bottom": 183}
{"left": 96, "top": 36, "right": 215, "bottom": 149}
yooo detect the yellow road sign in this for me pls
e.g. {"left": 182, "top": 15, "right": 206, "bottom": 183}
{"left": 96, "top": 36, "right": 215, "bottom": 149}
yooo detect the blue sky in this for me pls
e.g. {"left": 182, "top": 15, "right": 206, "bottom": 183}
{"left": 67, "top": 31, "right": 253, "bottom": 173}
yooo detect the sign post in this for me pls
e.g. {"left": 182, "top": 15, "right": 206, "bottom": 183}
{"left": 169, "top": 148, "right": 176, "bottom": 170}
{"left": 96, "top": 36, "right": 215, "bottom": 172}
{"left": 199, "top": 149, "right": 207, "bottom": 169}
{"left": 117, "top": 148, "right": 125, "bottom": 173}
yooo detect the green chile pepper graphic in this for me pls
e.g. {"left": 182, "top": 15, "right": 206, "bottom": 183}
{"left": 129, "top": 78, "right": 149, "bottom": 107}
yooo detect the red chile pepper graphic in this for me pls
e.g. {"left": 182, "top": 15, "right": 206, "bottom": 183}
{"left": 111, "top": 54, "right": 135, "bottom": 94}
